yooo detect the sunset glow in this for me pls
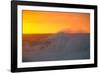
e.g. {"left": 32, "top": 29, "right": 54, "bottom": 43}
{"left": 22, "top": 10, "right": 90, "bottom": 34}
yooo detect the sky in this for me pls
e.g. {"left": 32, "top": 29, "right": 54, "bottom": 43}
{"left": 22, "top": 10, "right": 90, "bottom": 34}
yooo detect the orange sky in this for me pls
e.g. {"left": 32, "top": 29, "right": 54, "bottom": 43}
{"left": 22, "top": 10, "right": 90, "bottom": 34}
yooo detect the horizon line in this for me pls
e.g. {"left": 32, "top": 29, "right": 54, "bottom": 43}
{"left": 22, "top": 32, "right": 90, "bottom": 35}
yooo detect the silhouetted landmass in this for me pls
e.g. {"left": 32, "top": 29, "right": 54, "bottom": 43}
{"left": 22, "top": 32, "right": 90, "bottom": 62}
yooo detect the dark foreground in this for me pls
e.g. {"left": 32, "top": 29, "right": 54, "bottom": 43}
{"left": 22, "top": 32, "right": 90, "bottom": 62}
